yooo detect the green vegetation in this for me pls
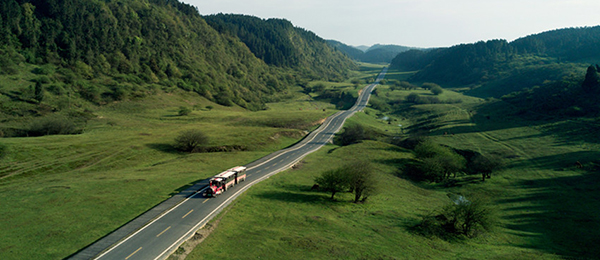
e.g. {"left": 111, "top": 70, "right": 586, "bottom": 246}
{"left": 390, "top": 27, "right": 600, "bottom": 98}
{"left": 205, "top": 14, "right": 355, "bottom": 81}
{"left": 173, "top": 129, "right": 209, "bottom": 153}
{"left": 0, "top": 88, "right": 338, "bottom": 259}
{"left": 184, "top": 67, "right": 599, "bottom": 259}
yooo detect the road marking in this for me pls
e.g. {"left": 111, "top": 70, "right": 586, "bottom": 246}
{"left": 156, "top": 226, "right": 171, "bottom": 238}
{"left": 182, "top": 209, "right": 194, "bottom": 218}
{"left": 202, "top": 199, "right": 209, "bottom": 203}
{"left": 125, "top": 247, "right": 142, "bottom": 260}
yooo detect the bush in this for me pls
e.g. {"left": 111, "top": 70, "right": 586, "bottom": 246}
{"left": 174, "top": 129, "right": 209, "bottom": 152}
{"left": 334, "top": 124, "right": 374, "bottom": 146}
{"left": 417, "top": 195, "right": 497, "bottom": 238}
{"left": 430, "top": 85, "right": 444, "bottom": 95}
{"left": 28, "top": 116, "right": 79, "bottom": 136}
{"left": 178, "top": 106, "right": 191, "bottom": 116}
{"left": 0, "top": 143, "right": 8, "bottom": 160}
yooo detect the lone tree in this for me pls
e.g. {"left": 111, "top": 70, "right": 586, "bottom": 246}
{"left": 314, "top": 168, "right": 348, "bottom": 200}
{"left": 344, "top": 161, "right": 378, "bottom": 203}
{"left": 174, "top": 129, "right": 209, "bottom": 152}
{"left": 582, "top": 65, "right": 600, "bottom": 92}
{"left": 430, "top": 85, "right": 443, "bottom": 95}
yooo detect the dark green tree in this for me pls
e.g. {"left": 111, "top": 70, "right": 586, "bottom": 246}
{"left": 174, "top": 129, "right": 209, "bottom": 152}
{"left": 430, "top": 85, "right": 443, "bottom": 95}
{"left": 582, "top": 65, "right": 600, "bottom": 92}
{"left": 345, "top": 161, "right": 378, "bottom": 203}
{"left": 34, "top": 81, "right": 44, "bottom": 103}
{"left": 314, "top": 168, "right": 348, "bottom": 200}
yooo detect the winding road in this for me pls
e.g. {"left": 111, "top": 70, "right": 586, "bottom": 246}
{"left": 69, "top": 67, "right": 387, "bottom": 260}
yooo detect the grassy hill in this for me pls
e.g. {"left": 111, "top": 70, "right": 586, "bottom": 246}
{"left": 182, "top": 67, "right": 600, "bottom": 260}
{"left": 390, "top": 26, "right": 600, "bottom": 97}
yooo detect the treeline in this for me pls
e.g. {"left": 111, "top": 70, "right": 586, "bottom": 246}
{"left": 204, "top": 14, "right": 356, "bottom": 81}
{"left": 390, "top": 26, "right": 600, "bottom": 97}
{"left": 0, "top": 0, "right": 355, "bottom": 114}
{"left": 502, "top": 65, "right": 600, "bottom": 117}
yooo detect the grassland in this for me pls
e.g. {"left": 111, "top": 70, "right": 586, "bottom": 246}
{"left": 184, "top": 68, "right": 600, "bottom": 259}
{"left": 0, "top": 83, "right": 339, "bottom": 259}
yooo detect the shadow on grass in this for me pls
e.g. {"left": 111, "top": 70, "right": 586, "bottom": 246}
{"left": 146, "top": 143, "right": 179, "bottom": 154}
{"left": 497, "top": 170, "right": 600, "bottom": 258}
{"left": 255, "top": 190, "right": 329, "bottom": 204}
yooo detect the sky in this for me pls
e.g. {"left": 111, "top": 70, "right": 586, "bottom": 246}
{"left": 183, "top": 0, "right": 600, "bottom": 48}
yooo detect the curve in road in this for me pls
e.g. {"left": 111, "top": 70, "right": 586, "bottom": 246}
{"left": 72, "top": 67, "right": 388, "bottom": 260}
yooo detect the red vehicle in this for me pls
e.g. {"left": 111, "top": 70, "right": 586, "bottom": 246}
{"left": 203, "top": 166, "right": 247, "bottom": 197}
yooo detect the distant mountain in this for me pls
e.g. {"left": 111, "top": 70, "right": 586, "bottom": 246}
{"left": 204, "top": 14, "right": 356, "bottom": 81}
{"left": 390, "top": 26, "right": 600, "bottom": 97}
{"left": 326, "top": 40, "right": 365, "bottom": 61}
{"left": 326, "top": 41, "right": 418, "bottom": 63}
{"left": 354, "top": 45, "right": 370, "bottom": 52}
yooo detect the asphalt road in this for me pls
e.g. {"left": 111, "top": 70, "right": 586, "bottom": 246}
{"left": 86, "top": 67, "right": 388, "bottom": 260}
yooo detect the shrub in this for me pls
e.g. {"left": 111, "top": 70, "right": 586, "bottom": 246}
{"left": 417, "top": 195, "right": 497, "bottom": 238}
{"left": 178, "top": 106, "right": 191, "bottom": 116}
{"left": 0, "top": 143, "right": 8, "bottom": 160}
{"left": 28, "top": 116, "right": 79, "bottom": 136}
{"left": 335, "top": 124, "right": 374, "bottom": 146}
{"left": 174, "top": 129, "right": 209, "bottom": 152}
{"left": 430, "top": 85, "right": 444, "bottom": 95}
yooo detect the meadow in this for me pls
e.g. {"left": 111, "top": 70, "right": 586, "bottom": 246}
{"left": 184, "top": 68, "right": 600, "bottom": 259}
{"left": 0, "top": 84, "right": 338, "bottom": 259}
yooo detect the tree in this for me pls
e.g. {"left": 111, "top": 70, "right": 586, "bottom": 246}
{"left": 418, "top": 195, "right": 497, "bottom": 238}
{"left": 430, "top": 85, "right": 443, "bottom": 95}
{"left": 0, "top": 143, "right": 8, "bottom": 160}
{"left": 470, "top": 154, "right": 504, "bottom": 181}
{"left": 414, "top": 141, "right": 466, "bottom": 182}
{"left": 174, "top": 129, "right": 209, "bottom": 152}
{"left": 335, "top": 124, "right": 372, "bottom": 146}
{"left": 34, "top": 81, "right": 44, "bottom": 103}
{"left": 582, "top": 65, "right": 600, "bottom": 92}
{"left": 405, "top": 93, "right": 420, "bottom": 103}
{"left": 421, "top": 82, "right": 440, "bottom": 90}
{"left": 314, "top": 168, "right": 348, "bottom": 200}
{"left": 344, "top": 161, "right": 378, "bottom": 203}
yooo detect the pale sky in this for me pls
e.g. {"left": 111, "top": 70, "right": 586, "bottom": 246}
{"left": 183, "top": 0, "right": 600, "bottom": 48}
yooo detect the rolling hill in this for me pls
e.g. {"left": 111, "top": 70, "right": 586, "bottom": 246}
{"left": 390, "top": 26, "right": 600, "bottom": 98}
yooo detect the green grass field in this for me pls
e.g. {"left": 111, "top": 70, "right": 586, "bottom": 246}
{"left": 0, "top": 86, "right": 339, "bottom": 259}
{"left": 184, "top": 68, "right": 600, "bottom": 259}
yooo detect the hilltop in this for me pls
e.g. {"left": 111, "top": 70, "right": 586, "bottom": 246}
{"left": 326, "top": 40, "right": 418, "bottom": 63}
{"left": 390, "top": 26, "right": 600, "bottom": 98}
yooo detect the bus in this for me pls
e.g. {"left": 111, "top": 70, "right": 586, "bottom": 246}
{"left": 203, "top": 166, "right": 247, "bottom": 197}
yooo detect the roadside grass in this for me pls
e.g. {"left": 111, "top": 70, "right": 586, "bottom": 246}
{"left": 187, "top": 140, "right": 556, "bottom": 260}
{"left": 0, "top": 64, "right": 383, "bottom": 260}
{"left": 185, "top": 72, "right": 599, "bottom": 259}
{"left": 0, "top": 90, "right": 337, "bottom": 260}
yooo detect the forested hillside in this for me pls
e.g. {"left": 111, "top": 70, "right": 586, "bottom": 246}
{"left": 204, "top": 14, "right": 356, "bottom": 81}
{"left": 0, "top": 0, "right": 295, "bottom": 110}
{"left": 391, "top": 26, "right": 600, "bottom": 97}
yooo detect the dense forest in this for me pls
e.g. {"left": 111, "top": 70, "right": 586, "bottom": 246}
{"left": 0, "top": 0, "right": 357, "bottom": 121}
{"left": 204, "top": 14, "right": 355, "bottom": 81}
{"left": 391, "top": 26, "right": 600, "bottom": 98}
